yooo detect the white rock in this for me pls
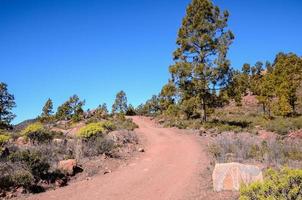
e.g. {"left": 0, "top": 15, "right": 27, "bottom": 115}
{"left": 212, "top": 162, "right": 263, "bottom": 192}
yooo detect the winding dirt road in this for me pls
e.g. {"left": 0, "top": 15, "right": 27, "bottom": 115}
{"left": 26, "top": 116, "right": 233, "bottom": 200}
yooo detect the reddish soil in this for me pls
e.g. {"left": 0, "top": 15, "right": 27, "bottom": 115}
{"left": 24, "top": 116, "right": 237, "bottom": 200}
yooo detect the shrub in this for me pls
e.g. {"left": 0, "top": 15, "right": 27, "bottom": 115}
{"left": 77, "top": 122, "right": 104, "bottom": 139}
{"left": 82, "top": 137, "right": 115, "bottom": 157}
{"left": 9, "top": 149, "right": 50, "bottom": 179}
{"left": 22, "top": 123, "right": 53, "bottom": 144}
{"left": 100, "top": 121, "right": 116, "bottom": 131}
{"left": 97, "top": 138, "right": 115, "bottom": 155}
{"left": 0, "top": 162, "right": 14, "bottom": 189}
{"left": 12, "top": 170, "right": 34, "bottom": 188}
{"left": 114, "top": 118, "right": 138, "bottom": 131}
{"left": 292, "top": 116, "right": 302, "bottom": 130}
{"left": 265, "top": 117, "right": 292, "bottom": 135}
{"left": 49, "top": 130, "right": 64, "bottom": 139}
{"left": 208, "top": 132, "right": 302, "bottom": 167}
{"left": 119, "top": 131, "right": 139, "bottom": 144}
{"left": 0, "top": 134, "right": 10, "bottom": 146}
{"left": 260, "top": 116, "right": 302, "bottom": 135}
{"left": 240, "top": 168, "right": 302, "bottom": 200}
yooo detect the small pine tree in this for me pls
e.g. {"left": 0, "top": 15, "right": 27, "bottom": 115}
{"left": 126, "top": 104, "right": 136, "bottom": 116}
{"left": 55, "top": 95, "right": 85, "bottom": 121}
{"left": 41, "top": 98, "right": 53, "bottom": 119}
{"left": 112, "top": 91, "right": 128, "bottom": 114}
{"left": 0, "top": 82, "right": 16, "bottom": 129}
{"left": 273, "top": 95, "right": 292, "bottom": 117}
{"left": 56, "top": 101, "right": 72, "bottom": 120}
{"left": 256, "top": 73, "right": 275, "bottom": 117}
{"left": 95, "top": 103, "right": 109, "bottom": 119}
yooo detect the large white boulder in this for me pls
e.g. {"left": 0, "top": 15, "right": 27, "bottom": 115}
{"left": 212, "top": 162, "right": 263, "bottom": 192}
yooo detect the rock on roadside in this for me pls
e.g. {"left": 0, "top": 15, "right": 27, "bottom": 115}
{"left": 212, "top": 162, "right": 263, "bottom": 192}
{"left": 58, "top": 159, "right": 77, "bottom": 176}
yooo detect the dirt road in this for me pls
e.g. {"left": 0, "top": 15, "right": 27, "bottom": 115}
{"left": 26, "top": 116, "right": 229, "bottom": 200}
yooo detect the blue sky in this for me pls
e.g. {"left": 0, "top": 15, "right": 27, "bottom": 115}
{"left": 0, "top": 0, "right": 301, "bottom": 124}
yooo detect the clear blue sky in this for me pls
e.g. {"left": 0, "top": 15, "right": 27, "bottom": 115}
{"left": 0, "top": 0, "right": 301, "bottom": 124}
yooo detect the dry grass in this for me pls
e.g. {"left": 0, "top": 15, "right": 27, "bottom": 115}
{"left": 208, "top": 132, "right": 302, "bottom": 169}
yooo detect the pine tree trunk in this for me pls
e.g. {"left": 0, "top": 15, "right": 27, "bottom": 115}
{"left": 290, "top": 97, "right": 296, "bottom": 115}
{"left": 202, "top": 97, "right": 207, "bottom": 122}
{"left": 292, "top": 102, "right": 296, "bottom": 114}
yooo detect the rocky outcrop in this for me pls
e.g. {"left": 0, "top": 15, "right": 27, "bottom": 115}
{"left": 212, "top": 162, "right": 263, "bottom": 192}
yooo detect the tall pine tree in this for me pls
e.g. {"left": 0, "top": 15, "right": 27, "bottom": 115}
{"left": 169, "top": 0, "right": 234, "bottom": 121}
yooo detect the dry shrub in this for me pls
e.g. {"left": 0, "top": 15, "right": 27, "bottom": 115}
{"left": 208, "top": 132, "right": 302, "bottom": 168}
{"left": 107, "top": 130, "right": 139, "bottom": 145}
{"left": 81, "top": 137, "right": 115, "bottom": 157}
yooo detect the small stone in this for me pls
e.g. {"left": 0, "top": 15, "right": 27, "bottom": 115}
{"left": 138, "top": 148, "right": 145, "bottom": 152}
{"left": 104, "top": 170, "right": 112, "bottom": 174}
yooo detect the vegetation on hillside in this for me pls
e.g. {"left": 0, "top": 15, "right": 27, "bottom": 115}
{"left": 0, "top": 88, "right": 139, "bottom": 197}
{"left": 136, "top": 0, "right": 302, "bottom": 136}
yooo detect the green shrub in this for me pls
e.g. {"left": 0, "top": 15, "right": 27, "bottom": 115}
{"left": 292, "top": 116, "right": 302, "bottom": 130}
{"left": 0, "top": 163, "right": 14, "bottom": 189}
{"left": 50, "top": 130, "right": 64, "bottom": 139}
{"left": 203, "top": 119, "right": 247, "bottom": 133}
{"left": 114, "top": 118, "right": 138, "bottom": 131}
{"left": 265, "top": 118, "right": 292, "bottom": 135}
{"left": 22, "top": 123, "right": 53, "bottom": 144}
{"left": 9, "top": 149, "right": 50, "bottom": 179}
{"left": 261, "top": 116, "right": 302, "bottom": 135}
{"left": 77, "top": 122, "right": 104, "bottom": 139}
{"left": 0, "top": 134, "right": 10, "bottom": 146}
{"left": 12, "top": 170, "right": 34, "bottom": 187}
{"left": 240, "top": 168, "right": 302, "bottom": 200}
{"left": 217, "top": 124, "right": 243, "bottom": 133}
{"left": 100, "top": 121, "right": 116, "bottom": 131}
